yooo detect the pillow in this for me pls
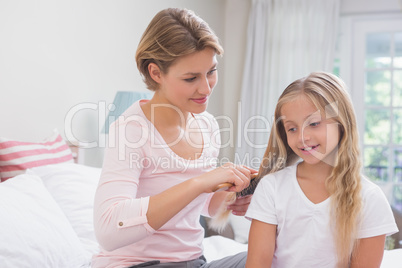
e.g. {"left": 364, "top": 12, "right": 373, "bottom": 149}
{"left": 203, "top": 235, "right": 248, "bottom": 262}
{"left": 29, "top": 162, "right": 102, "bottom": 256}
{"left": 229, "top": 214, "right": 251, "bottom": 244}
{"left": 0, "top": 173, "right": 88, "bottom": 268}
{"left": 0, "top": 130, "right": 73, "bottom": 181}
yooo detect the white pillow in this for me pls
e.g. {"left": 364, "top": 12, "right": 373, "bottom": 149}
{"left": 0, "top": 173, "right": 88, "bottom": 268}
{"left": 229, "top": 214, "right": 251, "bottom": 244}
{"left": 203, "top": 235, "right": 248, "bottom": 262}
{"left": 29, "top": 162, "right": 101, "bottom": 256}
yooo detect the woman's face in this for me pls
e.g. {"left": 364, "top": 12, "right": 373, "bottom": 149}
{"left": 156, "top": 47, "right": 218, "bottom": 115}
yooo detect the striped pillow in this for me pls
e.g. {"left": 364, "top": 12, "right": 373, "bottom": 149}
{"left": 0, "top": 130, "right": 73, "bottom": 182}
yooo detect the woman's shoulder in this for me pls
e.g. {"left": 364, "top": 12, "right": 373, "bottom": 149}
{"left": 112, "top": 100, "right": 148, "bottom": 128}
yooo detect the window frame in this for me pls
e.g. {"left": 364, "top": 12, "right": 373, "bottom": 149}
{"left": 339, "top": 13, "right": 402, "bottom": 208}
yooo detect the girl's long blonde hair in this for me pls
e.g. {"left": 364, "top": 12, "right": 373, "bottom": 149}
{"left": 259, "top": 71, "right": 362, "bottom": 266}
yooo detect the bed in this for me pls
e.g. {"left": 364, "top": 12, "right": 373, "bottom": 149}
{"left": 0, "top": 131, "right": 401, "bottom": 267}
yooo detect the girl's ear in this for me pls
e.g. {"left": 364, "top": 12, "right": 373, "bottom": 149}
{"left": 148, "top": 63, "right": 162, "bottom": 84}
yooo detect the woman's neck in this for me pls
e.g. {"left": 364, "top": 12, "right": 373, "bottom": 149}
{"left": 141, "top": 97, "right": 192, "bottom": 128}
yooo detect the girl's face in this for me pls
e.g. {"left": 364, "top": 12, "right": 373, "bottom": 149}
{"left": 280, "top": 95, "right": 340, "bottom": 166}
{"left": 156, "top": 47, "right": 218, "bottom": 115}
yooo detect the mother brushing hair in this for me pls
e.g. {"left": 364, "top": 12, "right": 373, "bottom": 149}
{"left": 92, "top": 7, "right": 255, "bottom": 268}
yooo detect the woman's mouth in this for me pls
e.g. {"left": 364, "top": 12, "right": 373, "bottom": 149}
{"left": 191, "top": 97, "right": 208, "bottom": 104}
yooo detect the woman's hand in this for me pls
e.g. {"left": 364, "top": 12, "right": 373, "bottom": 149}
{"left": 196, "top": 162, "right": 253, "bottom": 193}
{"left": 227, "top": 195, "right": 253, "bottom": 216}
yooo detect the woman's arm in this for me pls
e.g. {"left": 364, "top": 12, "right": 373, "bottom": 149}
{"left": 350, "top": 235, "right": 386, "bottom": 268}
{"left": 246, "top": 219, "right": 277, "bottom": 268}
{"left": 94, "top": 163, "right": 251, "bottom": 251}
{"left": 147, "top": 163, "right": 251, "bottom": 230}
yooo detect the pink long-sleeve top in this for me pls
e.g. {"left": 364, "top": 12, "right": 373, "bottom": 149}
{"left": 92, "top": 100, "right": 221, "bottom": 268}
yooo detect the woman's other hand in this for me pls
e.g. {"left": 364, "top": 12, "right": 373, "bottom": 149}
{"left": 227, "top": 195, "right": 253, "bottom": 216}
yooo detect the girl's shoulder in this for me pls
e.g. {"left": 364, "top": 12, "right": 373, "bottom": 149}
{"left": 360, "top": 175, "right": 388, "bottom": 200}
{"left": 259, "top": 164, "right": 298, "bottom": 186}
{"left": 265, "top": 163, "right": 297, "bottom": 178}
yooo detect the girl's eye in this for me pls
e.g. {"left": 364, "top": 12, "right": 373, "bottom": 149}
{"left": 184, "top": 77, "right": 196, "bottom": 82}
{"left": 287, "top": 127, "right": 296, "bottom": 132}
{"left": 208, "top": 69, "right": 217, "bottom": 75}
{"left": 310, "top": 121, "right": 321, "bottom": 127}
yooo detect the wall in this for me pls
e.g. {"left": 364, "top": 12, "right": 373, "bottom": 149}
{"left": 340, "top": 0, "right": 402, "bottom": 14}
{"left": 0, "top": 0, "right": 228, "bottom": 167}
{"left": 219, "top": 0, "right": 250, "bottom": 161}
{"left": 6, "top": 0, "right": 396, "bottom": 167}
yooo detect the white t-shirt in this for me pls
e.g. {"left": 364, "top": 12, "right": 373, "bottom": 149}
{"left": 245, "top": 163, "right": 399, "bottom": 268}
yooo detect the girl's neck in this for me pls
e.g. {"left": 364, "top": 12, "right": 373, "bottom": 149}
{"left": 298, "top": 161, "right": 333, "bottom": 182}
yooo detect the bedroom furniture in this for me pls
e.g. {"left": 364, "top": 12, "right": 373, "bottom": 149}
{"left": 0, "top": 132, "right": 401, "bottom": 267}
{"left": 391, "top": 206, "right": 402, "bottom": 249}
{"left": 102, "top": 91, "right": 153, "bottom": 134}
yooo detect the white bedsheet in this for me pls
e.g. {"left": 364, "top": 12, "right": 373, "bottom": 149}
{"left": 381, "top": 249, "right": 402, "bottom": 268}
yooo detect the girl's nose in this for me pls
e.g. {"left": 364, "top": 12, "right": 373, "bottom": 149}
{"left": 300, "top": 127, "right": 311, "bottom": 143}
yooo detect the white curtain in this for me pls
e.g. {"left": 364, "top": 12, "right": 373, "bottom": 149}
{"left": 235, "top": 0, "right": 340, "bottom": 169}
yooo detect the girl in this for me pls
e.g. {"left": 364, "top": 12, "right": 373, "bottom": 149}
{"left": 92, "top": 8, "right": 254, "bottom": 268}
{"left": 245, "top": 72, "right": 398, "bottom": 268}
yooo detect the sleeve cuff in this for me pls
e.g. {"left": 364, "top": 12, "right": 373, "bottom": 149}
{"left": 117, "top": 196, "right": 155, "bottom": 233}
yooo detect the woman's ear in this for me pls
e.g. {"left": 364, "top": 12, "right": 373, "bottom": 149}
{"left": 148, "top": 63, "right": 162, "bottom": 84}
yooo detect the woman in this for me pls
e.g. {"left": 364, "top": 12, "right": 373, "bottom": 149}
{"left": 92, "top": 8, "right": 253, "bottom": 268}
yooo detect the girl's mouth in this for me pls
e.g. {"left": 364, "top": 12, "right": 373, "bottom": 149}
{"left": 301, "top": 145, "right": 319, "bottom": 153}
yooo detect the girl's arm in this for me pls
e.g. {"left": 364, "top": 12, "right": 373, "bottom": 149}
{"left": 246, "top": 219, "right": 276, "bottom": 268}
{"left": 350, "top": 235, "right": 386, "bottom": 268}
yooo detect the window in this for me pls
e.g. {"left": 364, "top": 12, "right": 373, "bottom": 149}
{"left": 364, "top": 31, "right": 402, "bottom": 211}
{"left": 344, "top": 14, "right": 402, "bottom": 212}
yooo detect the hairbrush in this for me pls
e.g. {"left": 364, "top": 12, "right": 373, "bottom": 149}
{"left": 213, "top": 173, "right": 259, "bottom": 196}
{"left": 236, "top": 173, "right": 260, "bottom": 197}
{"left": 209, "top": 173, "right": 260, "bottom": 233}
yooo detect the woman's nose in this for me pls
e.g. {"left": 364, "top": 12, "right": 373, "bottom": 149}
{"left": 199, "top": 76, "right": 214, "bottom": 95}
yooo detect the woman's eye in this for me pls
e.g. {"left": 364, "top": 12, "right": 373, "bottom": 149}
{"left": 288, "top": 127, "right": 296, "bottom": 132}
{"left": 310, "top": 121, "right": 320, "bottom": 127}
{"left": 184, "top": 77, "right": 196, "bottom": 82}
{"left": 208, "top": 69, "right": 217, "bottom": 75}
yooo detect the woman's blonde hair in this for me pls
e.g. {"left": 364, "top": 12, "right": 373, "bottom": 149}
{"left": 135, "top": 8, "right": 224, "bottom": 90}
{"left": 259, "top": 71, "right": 362, "bottom": 266}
